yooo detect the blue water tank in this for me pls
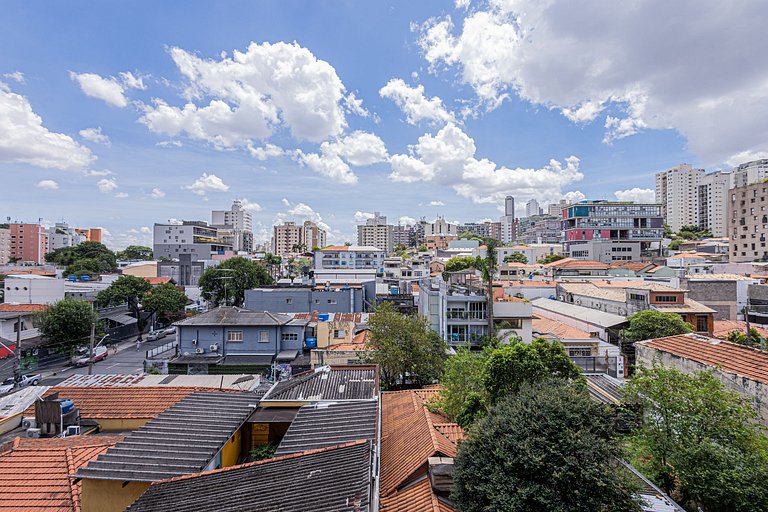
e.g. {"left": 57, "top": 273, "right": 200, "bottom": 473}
{"left": 305, "top": 337, "right": 317, "bottom": 348}
{"left": 390, "top": 286, "right": 399, "bottom": 295}
{"left": 59, "top": 399, "right": 75, "bottom": 414}
{"left": 80, "top": 275, "right": 90, "bottom": 281}
{"left": 68, "top": 276, "right": 77, "bottom": 281}
{"left": 317, "top": 313, "right": 330, "bottom": 322}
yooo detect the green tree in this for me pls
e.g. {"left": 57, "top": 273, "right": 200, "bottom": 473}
{"left": 417, "top": 244, "right": 427, "bottom": 252}
{"left": 97, "top": 275, "right": 151, "bottom": 340}
{"left": 668, "top": 238, "right": 683, "bottom": 250}
{"left": 624, "top": 365, "right": 768, "bottom": 511}
{"left": 63, "top": 258, "right": 101, "bottom": 277}
{"left": 453, "top": 379, "right": 643, "bottom": 512}
{"left": 36, "top": 299, "right": 99, "bottom": 353}
{"left": 483, "top": 338, "right": 582, "bottom": 404}
{"left": 503, "top": 252, "right": 528, "bottom": 264}
{"left": 677, "top": 225, "right": 712, "bottom": 240}
{"left": 537, "top": 253, "right": 566, "bottom": 264}
{"left": 622, "top": 310, "right": 693, "bottom": 342}
{"left": 198, "top": 256, "right": 274, "bottom": 307}
{"left": 364, "top": 302, "right": 448, "bottom": 389}
{"left": 444, "top": 256, "right": 478, "bottom": 273}
{"left": 142, "top": 283, "right": 188, "bottom": 325}
{"left": 116, "top": 245, "right": 153, "bottom": 261}
{"left": 726, "top": 328, "right": 763, "bottom": 348}
{"left": 262, "top": 253, "right": 282, "bottom": 281}
{"left": 435, "top": 346, "right": 488, "bottom": 428}
{"left": 474, "top": 239, "right": 499, "bottom": 336}
{"left": 47, "top": 241, "right": 116, "bottom": 272}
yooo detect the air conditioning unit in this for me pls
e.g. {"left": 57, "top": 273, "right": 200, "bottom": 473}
{"left": 65, "top": 425, "right": 81, "bottom": 437}
{"left": 195, "top": 348, "right": 205, "bottom": 354}
{"left": 21, "top": 417, "right": 36, "bottom": 429}
{"left": 192, "top": 339, "right": 198, "bottom": 345}
{"left": 26, "top": 428, "right": 41, "bottom": 438}
{"left": 209, "top": 344, "right": 219, "bottom": 352}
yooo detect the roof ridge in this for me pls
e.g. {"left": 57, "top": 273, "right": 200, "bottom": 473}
{"left": 65, "top": 447, "right": 79, "bottom": 511}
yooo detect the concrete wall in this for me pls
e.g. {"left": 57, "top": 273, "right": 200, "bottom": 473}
{"left": 684, "top": 280, "right": 737, "bottom": 320}
{"left": 637, "top": 344, "right": 768, "bottom": 426}
{"left": 244, "top": 288, "right": 363, "bottom": 313}
{"left": 3, "top": 276, "right": 65, "bottom": 304}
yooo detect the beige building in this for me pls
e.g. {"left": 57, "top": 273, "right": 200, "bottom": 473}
{"left": 357, "top": 212, "right": 393, "bottom": 252}
{"left": 697, "top": 170, "right": 733, "bottom": 237}
{"left": 272, "top": 221, "right": 302, "bottom": 257}
{"left": 655, "top": 163, "right": 705, "bottom": 232}
{"left": 0, "top": 226, "right": 9, "bottom": 265}
{"left": 302, "top": 220, "right": 327, "bottom": 250}
{"left": 728, "top": 180, "right": 768, "bottom": 262}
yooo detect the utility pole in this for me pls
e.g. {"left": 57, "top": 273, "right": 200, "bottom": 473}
{"left": 88, "top": 322, "right": 95, "bottom": 376}
{"left": 14, "top": 315, "right": 21, "bottom": 383}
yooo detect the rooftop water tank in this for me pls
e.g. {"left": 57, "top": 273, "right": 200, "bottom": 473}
{"left": 59, "top": 399, "right": 75, "bottom": 414}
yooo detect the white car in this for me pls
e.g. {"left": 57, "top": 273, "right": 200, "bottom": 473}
{"left": 162, "top": 327, "right": 176, "bottom": 336}
{"left": 146, "top": 330, "right": 167, "bottom": 341}
{"left": 0, "top": 374, "right": 41, "bottom": 394}
{"left": 71, "top": 346, "right": 108, "bottom": 366}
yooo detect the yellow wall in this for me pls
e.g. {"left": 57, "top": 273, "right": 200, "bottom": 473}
{"left": 96, "top": 418, "right": 151, "bottom": 432}
{"left": 81, "top": 479, "right": 150, "bottom": 512}
{"left": 121, "top": 263, "right": 157, "bottom": 278}
{"left": 316, "top": 320, "right": 356, "bottom": 348}
{"left": 221, "top": 429, "right": 242, "bottom": 467}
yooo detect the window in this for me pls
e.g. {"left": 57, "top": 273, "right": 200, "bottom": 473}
{"left": 568, "top": 348, "right": 592, "bottom": 357}
{"left": 282, "top": 332, "right": 299, "bottom": 341}
{"left": 333, "top": 329, "right": 346, "bottom": 338}
{"left": 259, "top": 331, "right": 269, "bottom": 343}
{"left": 696, "top": 316, "right": 708, "bottom": 332}
{"left": 227, "top": 330, "right": 243, "bottom": 342}
{"left": 654, "top": 295, "right": 678, "bottom": 303}
{"left": 286, "top": 298, "right": 293, "bottom": 304}
{"left": 327, "top": 299, "right": 337, "bottom": 304}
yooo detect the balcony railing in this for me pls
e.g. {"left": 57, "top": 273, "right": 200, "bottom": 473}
{"left": 447, "top": 311, "right": 487, "bottom": 320}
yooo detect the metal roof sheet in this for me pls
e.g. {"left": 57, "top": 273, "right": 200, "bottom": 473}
{"left": 531, "top": 298, "right": 628, "bottom": 327}
{"left": 262, "top": 366, "right": 378, "bottom": 402}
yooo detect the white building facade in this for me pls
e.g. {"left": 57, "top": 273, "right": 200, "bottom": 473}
{"left": 655, "top": 164, "right": 705, "bottom": 232}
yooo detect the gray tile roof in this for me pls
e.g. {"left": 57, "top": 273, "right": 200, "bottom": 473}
{"left": 174, "top": 307, "right": 293, "bottom": 327}
{"left": 275, "top": 401, "right": 378, "bottom": 456}
{"left": 75, "top": 391, "right": 258, "bottom": 482}
{"left": 126, "top": 441, "right": 374, "bottom": 512}
{"left": 262, "top": 366, "right": 378, "bottom": 402}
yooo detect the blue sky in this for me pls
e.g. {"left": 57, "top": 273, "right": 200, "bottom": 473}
{"left": 2, "top": 1, "right": 766, "bottom": 248}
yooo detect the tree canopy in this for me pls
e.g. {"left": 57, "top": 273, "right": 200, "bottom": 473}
{"left": 444, "top": 256, "right": 478, "bottom": 273}
{"left": 537, "top": 253, "right": 566, "bottom": 264}
{"left": 624, "top": 365, "right": 768, "bottom": 511}
{"left": 116, "top": 245, "right": 153, "bottom": 261}
{"left": 453, "top": 379, "right": 643, "bottom": 512}
{"left": 364, "top": 302, "right": 448, "bottom": 389}
{"left": 142, "top": 283, "right": 188, "bottom": 325}
{"left": 503, "top": 252, "right": 528, "bottom": 264}
{"left": 62, "top": 258, "right": 101, "bottom": 278}
{"left": 47, "top": 241, "right": 117, "bottom": 275}
{"left": 97, "top": 275, "right": 151, "bottom": 339}
{"left": 36, "top": 299, "right": 99, "bottom": 353}
{"left": 622, "top": 310, "right": 693, "bottom": 342}
{"left": 198, "top": 256, "right": 273, "bottom": 307}
{"left": 726, "top": 328, "right": 765, "bottom": 348}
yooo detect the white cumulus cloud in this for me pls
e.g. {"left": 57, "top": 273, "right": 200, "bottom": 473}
{"left": 0, "top": 82, "right": 94, "bottom": 170}
{"left": 297, "top": 131, "right": 388, "bottom": 184}
{"left": 353, "top": 211, "right": 375, "bottom": 223}
{"left": 185, "top": 173, "right": 229, "bottom": 196}
{"left": 149, "top": 187, "right": 165, "bottom": 199}
{"left": 35, "top": 179, "right": 59, "bottom": 190}
{"left": 239, "top": 198, "right": 263, "bottom": 212}
{"left": 398, "top": 216, "right": 417, "bottom": 225}
{"left": 97, "top": 177, "right": 118, "bottom": 193}
{"left": 70, "top": 72, "right": 128, "bottom": 107}
{"left": 379, "top": 78, "right": 454, "bottom": 125}
{"left": 247, "top": 143, "right": 284, "bottom": 161}
{"left": 79, "top": 127, "right": 111, "bottom": 146}
{"left": 614, "top": 187, "right": 656, "bottom": 204}
{"left": 428, "top": 200, "right": 445, "bottom": 206}
{"left": 3, "top": 72, "right": 25, "bottom": 84}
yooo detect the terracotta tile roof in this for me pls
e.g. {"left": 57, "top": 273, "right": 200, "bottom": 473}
{"left": 143, "top": 276, "right": 172, "bottom": 285}
{"left": 25, "top": 387, "right": 197, "bottom": 419}
{"left": 532, "top": 317, "right": 593, "bottom": 339}
{"left": 0, "top": 303, "right": 47, "bottom": 312}
{"left": 380, "top": 475, "right": 454, "bottom": 512}
{"left": 500, "top": 280, "right": 556, "bottom": 287}
{"left": 432, "top": 423, "right": 467, "bottom": 445}
{"left": 0, "top": 269, "right": 56, "bottom": 277}
{"left": 0, "top": 436, "right": 122, "bottom": 512}
{"left": 712, "top": 320, "right": 768, "bottom": 340}
{"left": 637, "top": 334, "right": 768, "bottom": 385}
{"left": 380, "top": 390, "right": 461, "bottom": 498}
{"left": 667, "top": 252, "right": 705, "bottom": 259}
{"left": 544, "top": 258, "right": 609, "bottom": 269}
{"left": 608, "top": 261, "right": 655, "bottom": 271}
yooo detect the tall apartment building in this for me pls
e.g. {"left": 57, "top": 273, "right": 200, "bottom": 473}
{"left": 0, "top": 226, "right": 10, "bottom": 265}
{"left": 525, "top": 198, "right": 543, "bottom": 218}
{"left": 153, "top": 221, "right": 232, "bottom": 261}
{"left": 728, "top": 181, "right": 768, "bottom": 262}
{"left": 516, "top": 215, "right": 563, "bottom": 244}
{"left": 655, "top": 164, "right": 706, "bottom": 232}
{"left": 499, "top": 195, "right": 517, "bottom": 243}
{"left": 47, "top": 222, "right": 87, "bottom": 251}
{"left": 547, "top": 200, "right": 568, "bottom": 217}
{"left": 393, "top": 221, "right": 425, "bottom": 248}
{"left": 733, "top": 159, "right": 768, "bottom": 188}
{"left": 697, "top": 171, "right": 733, "bottom": 237}
{"left": 7, "top": 223, "right": 48, "bottom": 264}
{"left": 75, "top": 228, "right": 102, "bottom": 243}
{"left": 313, "top": 245, "right": 386, "bottom": 270}
{"left": 562, "top": 200, "right": 664, "bottom": 263}
{"left": 272, "top": 221, "right": 303, "bottom": 257}
{"left": 357, "top": 212, "right": 394, "bottom": 253}
{"left": 425, "top": 216, "right": 458, "bottom": 236}
{"left": 302, "top": 220, "right": 327, "bottom": 250}
{"left": 211, "top": 200, "right": 254, "bottom": 253}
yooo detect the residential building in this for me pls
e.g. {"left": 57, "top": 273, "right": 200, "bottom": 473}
{"left": 496, "top": 244, "right": 562, "bottom": 265}
{"left": 211, "top": 200, "right": 254, "bottom": 252}
{"left": 2, "top": 274, "right": 64, "bottom": 304}
{"left": 157, "top": 253, "right": 209, "bottom": 286}
{"left": 272, "top": 221, "right": 302, "bottom": 257}
{"left": 499, "top": 195, "right": 517, "bottom": 243}
{"left": 525, "top": 198, "right": 542, "bottom": 217}
{"left": 636, "top": 334, "right": 768, "bottom": 426}
{"left": 697, "top": 171, "right": 733, "bottom": 237}
{"left": 425, "top": 234, "right": 457, "bottom": 251}
{"left": 531, "top": 297, "right": 628, "bottom": 345}
{"left": 532, "top": 316, "right": 621, "bottom": 364}
{"left": 313, "top": 245, "right": 385, "bottom": 272}
{"left": 244, "top": 286, "right": 370, "bottom": 313}
{"left": 7, "top": 222, "right": 48, "bottom": 264}
{"left": 655, "top": 163, "right": 705, "bottom": 232}
{"left": 357, "top": 211, "right": 393, "bottom": 252}
{"left": 562, "top": 200, "right": 664, "bottom": 263}
{"left": 682, "top": 274, "right": 759, "bottom": 320}
{"left": 153, "top": 221, "right": 232, "bottom": 261}
{"left": 46, "top": 222, "right": 87, "bottom": 251}
{"left": 301, "top": 220, "right": 326, "bottom": 250}
{"left": 516, "top": 214, "right": 563, "bottom": 244}
{"left": 733, "top": 158, "right": 768, "bottom": 188}
{"left": 425, "top": 216, "right": 459, "bottom": 236}
{"left": 75, "top": 227, "right": 103, "bottom": 243}
{"left": 541, "top": 257, "right": 611, "bottom": 277}
{"left": 728, "top": 180, "right": 768, "bottom": 262}
{"left": 548, "top": 200, "right": 568, "bottom": 217}
{"left": 0, "top": 226, "right": 9, "bottom": 265}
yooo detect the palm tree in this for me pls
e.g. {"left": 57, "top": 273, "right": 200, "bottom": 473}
{"left": 263, "top": 253, "right": 282, "bottom": 281}
{"left": 475, "top": 239, "right": 498, "bottom": 338}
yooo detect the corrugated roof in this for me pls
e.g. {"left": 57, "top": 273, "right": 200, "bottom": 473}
{"left": 558, "top": 282, "right": 626, "bottom": 302}
{"left": 686, "top": 273, "right": 758, "bottom": 281}
{"left": 0, "top": 436, "right": 122, "bottom": 512}
{"left": 531, "top": 298, "right": 628, "bottom": 327}
{"left": 584, "top": 374, "right": 624, "bottom": 405}
{"left": 274, "top": 401, "right": 377, "bottom": 456}
{"left": 262, "top": 365, "right": 378, "bottom": 402}
{"left": 637, "top": 333, "right": 768, "bottom": 385}
{"left": 75, "top": 391, "right": 258, "bottom": 482}
{"left": 174, "top": 307, "right": 293, "bottom": 327}
{"left": 125, "top": 441, "right": 373, "bottom": 512}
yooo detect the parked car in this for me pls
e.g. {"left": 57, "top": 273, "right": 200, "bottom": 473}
{"left": 0, "top": 373, "right": 41, "bottom": 394}
{"left": 162, "top": 326, "right": 176, "bottom": 336}
{"left": 146, "top": 330, "right": 167, "bottom": 341}
{"left": 71, "top": 346, "right": 108, "bottom": 367}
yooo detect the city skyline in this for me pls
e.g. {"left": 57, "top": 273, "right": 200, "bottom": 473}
{"left": 2, "top": 1, "right": 768, "bottom": 249}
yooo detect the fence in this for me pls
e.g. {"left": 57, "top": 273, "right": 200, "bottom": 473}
{"left": 146, "top": 340, "right": 178, "bottom": 359}
{"left": 571, "top": 356, "right": 619, "bottom": 378}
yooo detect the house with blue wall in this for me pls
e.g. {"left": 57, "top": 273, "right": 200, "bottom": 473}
{"left": 169, "top": 307, "right": 310, "bottom": 375}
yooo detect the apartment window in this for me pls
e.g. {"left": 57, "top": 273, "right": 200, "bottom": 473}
{"left": 568, "top": 348, "right": 592, "bottom": 357}
{"left": 259, "top": 330, "right": 269, "bottom": 343}
{"left": 328, "top": 299, "right": 337, "bottom": 304}
{"left": 286, "top": 298, "right": 293, "bottom": 305}
{"left": 227, "top": 330, "right": 244, "bottom": 342}
{"left": 654, "top": 295, "right": 678, "bottom": 303}
{"left": 281, "top": 332, "right": 299, "bottom": 342}
{"left": 333, "top": 329, "right": 346, "bottom": 338}
{"left": 629, "top": 293, "right": 645, "bottom": 301}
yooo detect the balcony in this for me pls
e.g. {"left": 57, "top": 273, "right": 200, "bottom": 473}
{"left": 446, "top": 311, "right": 487, "bottom": 321}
